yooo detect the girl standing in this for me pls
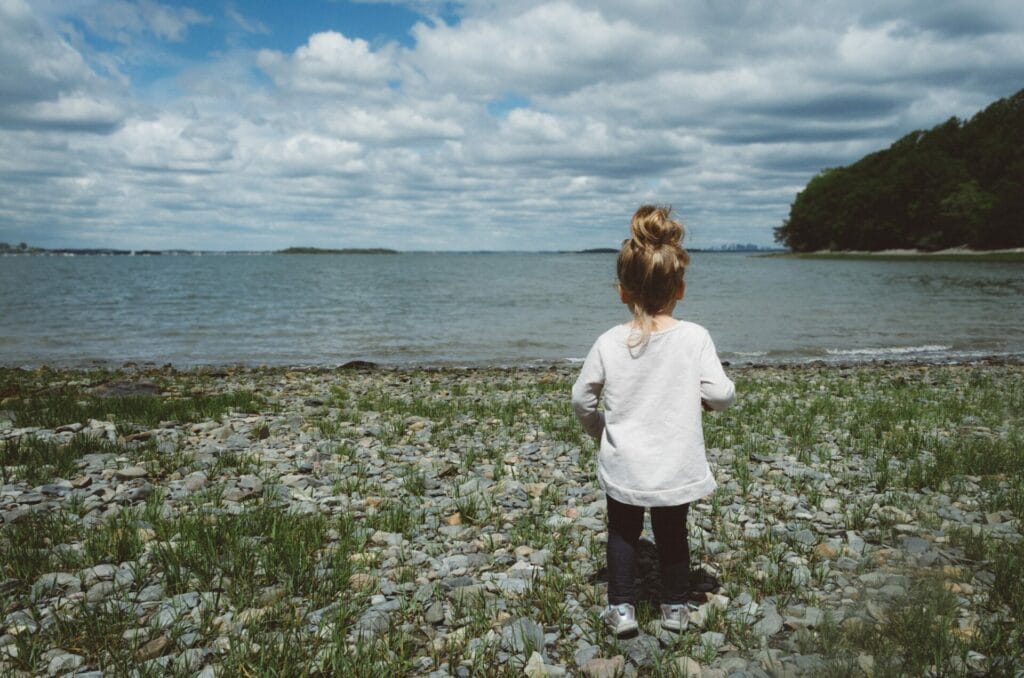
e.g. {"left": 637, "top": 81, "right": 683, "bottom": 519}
{"left": 572, "top": 205, "right": 735, "bottom": 636}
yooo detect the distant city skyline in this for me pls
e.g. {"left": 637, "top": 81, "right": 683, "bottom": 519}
{"left": 2, "top": 1, "right": 1023, "bottom": 251}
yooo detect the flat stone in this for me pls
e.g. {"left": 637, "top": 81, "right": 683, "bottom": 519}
{"left": 47, "top": 652, "right": 85, "bottom": 674}
{"left": 674, "top": 657, "right": 701, "bottom": 677}
{"left": 495, "top": 578, "right": 530, "bottom": 595}
{"left": 699, "top": 631, "right": 725, "bottom": 650}
{"left": 115, "top": 466, "right": 148, "bottom": 480}
{"left": 86, "top": 580, "right": 117, "bottom": 602}
{"left": 582, "top": 655, "right": 625, "bottom": 678}
{"left": 901, "top": 536, "right": 931, "bottom": 555}
{"left": 136, "top": 634, "right": 170, "bottom": 661}
{"left": 846, "top": 531, "right": 865, "bottom": 554}
{"left": 718, "top": 657, "right": 748, "bottom": 673}
{"left": 425, "top": 600, "right": 445, "bottom": 625}
{"left": 752, "top": 609, "right": 784, "bottom": 637}
{"left": 792, "top": 529, "right": 817, "bottom": 546}
{"left": 32, "top": 572, "right": 80, "bottom": 597}
{"left": 623, "top": 635, "right": 660, "bottom": 668}
{"left": 501, "top": 617, "right": 544, "bottom": 654}
{"left": 353, "top": 609, "right": 390, "bottom": 640}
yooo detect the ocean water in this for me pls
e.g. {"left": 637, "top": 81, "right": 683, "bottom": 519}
{"left": 2, "top": 252, "right": 1022, "bottom": 367}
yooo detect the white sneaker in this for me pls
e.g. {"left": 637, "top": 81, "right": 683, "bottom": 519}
{"left": 660, "top": 603, "right": 695, "bottom": 632}
{"left": 601, "top": 603, "right": 639, "bottom": 637}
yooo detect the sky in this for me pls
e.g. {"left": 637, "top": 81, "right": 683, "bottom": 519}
{"left": 1, "top": 0, "right": 1022, "bottom": 251}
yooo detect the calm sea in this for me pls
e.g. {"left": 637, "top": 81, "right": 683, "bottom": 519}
{"left": 2, "top": 252, "right": 1022, "bottom": 368}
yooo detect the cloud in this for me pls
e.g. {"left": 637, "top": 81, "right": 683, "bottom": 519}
{"left": 0, "top": 0, "right": 123, "bottom": 131}
{"left": 258, "top": 31, "right": 399, "bottom": 92}
{"left": 226, "top": 4, "right": 269, "bottom": 35}
{"left": 408, "top": 2, "right": 694, "bottom": 98}
{"left": 71, "top": 0, "right": 209, "bottom": 43}
{"left": 2, "top": 0, "right": 1024, "bottom": 250}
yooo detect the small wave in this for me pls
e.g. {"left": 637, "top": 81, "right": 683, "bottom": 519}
{"left": 826, "top": 344, "right": 952, "bottom": 357}
{"left": 729, "top": 351, "right": 769, "bottom": 358}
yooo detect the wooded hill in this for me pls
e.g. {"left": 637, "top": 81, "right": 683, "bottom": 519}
{"left": 774, "top": 88, "right": 1024, "bottom": 252}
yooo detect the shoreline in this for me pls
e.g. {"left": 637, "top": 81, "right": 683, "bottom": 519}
{"left": 763, "top": 247, "right": 1024, "bottom": 262}
{"left": 2, "top": 351, "right": 1022, "bottom": 375}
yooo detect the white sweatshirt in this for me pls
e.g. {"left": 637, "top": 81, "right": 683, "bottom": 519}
{"left": 571, "top": 320, "right": 735, "bottom": 507}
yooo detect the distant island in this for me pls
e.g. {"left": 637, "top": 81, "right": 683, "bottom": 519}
{"left": 3, "top": 242, "right": 785, "bottom": 257}
{"left": 0, "top": 243, "right": 200, "bottom": 256}
{"left": 775, "top": 87, "right": 1023, "bottom": 252}
{"left": 0, "top": 243, "right": 400, "bottom": 256}
{"left": 575, "top": 244, "right": 781, "bottom": 254}
{"left": 277, "top": 247, "right": 398, "bottom": 254}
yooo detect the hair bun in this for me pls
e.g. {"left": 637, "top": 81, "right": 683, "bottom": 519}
{"left": 629, "top": 204, "right": 683, "bottom": 249}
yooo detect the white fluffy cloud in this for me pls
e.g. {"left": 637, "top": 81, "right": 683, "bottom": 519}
{"left": 258, "top": 31, "right": 399, "bottom": 92}
{"left": 2, "top": 0, "right": 1023, "bottom": 250}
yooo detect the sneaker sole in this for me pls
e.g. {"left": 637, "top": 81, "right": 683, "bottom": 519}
{"left": 609, "top": 622, "right": 639, "bottom": 637}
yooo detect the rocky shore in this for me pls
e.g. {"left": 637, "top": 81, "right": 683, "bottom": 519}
{"left": 1, "top": 361, "right": 1022, "bottom": 676}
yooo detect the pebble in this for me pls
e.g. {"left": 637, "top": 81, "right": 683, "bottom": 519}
{"left": 1, "top": 363, "right": 1020, "bottom": 677}
{"left": 582, "top": 655, "right": 625, "bottom": 678}
{"left": 46, "top": 652, "right": 85, "bottom": 675}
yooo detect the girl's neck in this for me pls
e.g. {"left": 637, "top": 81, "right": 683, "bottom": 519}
{"left": 648, "top": 313, "right": 679, "bottom": 332}
{"left": 629, "top": 311, "right": 679, "bottom": 332}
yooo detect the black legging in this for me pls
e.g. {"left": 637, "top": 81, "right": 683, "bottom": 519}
{"left": 606, "top": 495, "right": 690, "bottom": 605}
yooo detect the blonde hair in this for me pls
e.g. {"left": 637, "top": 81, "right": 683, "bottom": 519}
{"left": 617, "top": 205, "right": 690, "bottom": 348}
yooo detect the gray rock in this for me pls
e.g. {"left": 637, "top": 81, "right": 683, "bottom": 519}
{"left": 425, "top": 600, "right": 445, "bottom": 625}
{"left": 846, "top": 531, "right": 865, "bottom": 554}
{"left": 501, "top": 617, "right": 545, "bottom": 654}
{"left": 47, "top": 651, "right": 85, "bottom": 674}
{"left": 622, "top": 635, "right": 660, "bottom": 668}
{"left": 718, "top": 657, "right": 749, "bottom": 673}
{"left": 86, "top": 580, "right": 117, "bottom": 602}
{"left": 581, "top": 655, "right": 625, "bottom": 678}
{"left": 574, "top": 644, "right": 601, "bottom": 667}
{"left": 115, "top": 466, "right": 148, "bottom": 480}
{"left": 32, "top": 572, "right": 80, "bottom": 598}
{"left": 901, "top": 536, "right": 930, "bottom": 556}
{"left": 792, "top": 529, "right": 817, "bottom": 546}
{"left": 494, "top": 578, "right": 530, "bottom": 595}
{"left": 752, "top": 608, "right": 784, "bottom": 638}
{"left": 354, "top": 609, "right": 390, "bottom": 640}
{"left": 700, "top": 631, "right": 725, "bottom": 651}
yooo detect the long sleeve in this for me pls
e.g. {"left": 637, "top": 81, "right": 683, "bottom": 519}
{"left": 699, "top": 332, "right": 735, "bottom": 411}
{"left": 571, "top": 343, "right": 606, "bottom": 440}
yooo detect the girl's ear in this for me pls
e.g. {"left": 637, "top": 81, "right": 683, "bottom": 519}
{"left": 619, "top": 285, "right": 632, "bottom": 305}
{"left": 676, "top": 280, "right": 685, "bottom": 300}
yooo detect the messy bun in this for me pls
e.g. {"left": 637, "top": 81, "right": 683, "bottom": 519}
{"left": 629, "top": 204, "right": 684, "bottom": 249}
{"left": 617, "top": 205, "right": 690, "bottom": 348}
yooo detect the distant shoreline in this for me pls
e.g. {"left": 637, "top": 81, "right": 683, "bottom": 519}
{"left": 1, "top": 246, "right": 784, "bottom": 256}
{"left": 762, "top": 247, "right": 1024, "bottom": 263}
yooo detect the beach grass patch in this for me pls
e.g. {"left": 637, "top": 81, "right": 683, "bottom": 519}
{"left": 811, "top": 577, "right": 971, "bottom": 676}
{"left": 0, "top": 433, "right": 124, "bottom": 486}
{"left": 6, "top": 388, "right": 262, "bottom": 430}
{"left": 0, "top": 509, "right": 84, "bottom": 598}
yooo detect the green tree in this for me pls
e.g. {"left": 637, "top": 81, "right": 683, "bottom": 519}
{"left": 775, "top": 88, "right": 1024, "bottom": 251}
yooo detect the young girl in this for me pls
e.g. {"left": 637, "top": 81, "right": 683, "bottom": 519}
{"left": 572, "top": 205, "right": 735, "bottom": 636}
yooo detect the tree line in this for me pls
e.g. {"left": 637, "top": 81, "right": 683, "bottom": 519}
{"left": 774, "top": 88, "right": 1024, "bottom": 252}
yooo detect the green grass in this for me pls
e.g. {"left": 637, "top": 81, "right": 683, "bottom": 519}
{"left": 5, "top": 388, "right": 261, "bottom": 431}
{"left": 0, "top": 434, "right": 124, "bottom": 485}
{"left": 2, "top": 363, "right": 1022, "bottom": 676}
{"left": 808, "top": 577, "right": 977, "bottom": 676}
